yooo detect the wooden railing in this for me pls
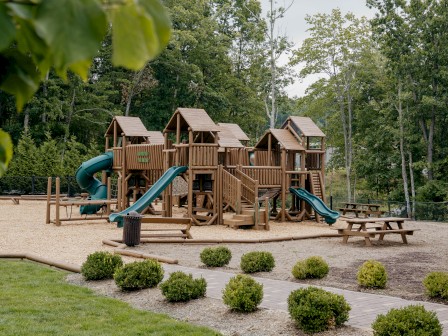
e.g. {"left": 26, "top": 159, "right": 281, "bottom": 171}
{"left": 173, "top": 144, "right": 189, "bottom": 167}
{"left": 241, "top": 166, "right": 282, "bottom": 187}
{"left": 126, "top": 144, "right": 164, "bottom": 170}
{"left": 236, "top": 168, "right": 258, "bottom": 204}
{"left": 191, "top": 144, "right": 218, "bottom": 167}
{"left": 112, "top": 147, "right": 122, "bottom": 169}
{"left": 222, "top": 169, "right": 241, "bottom": 214}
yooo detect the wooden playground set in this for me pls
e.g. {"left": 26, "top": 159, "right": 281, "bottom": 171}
{"left": 46, "top": 108, "right": 333, "bottom": 232}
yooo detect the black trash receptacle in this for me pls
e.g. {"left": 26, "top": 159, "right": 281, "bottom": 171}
{"left": 122, "top": 211, "right": 142, "bottom": 246}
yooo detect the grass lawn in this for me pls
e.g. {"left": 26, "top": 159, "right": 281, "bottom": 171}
{"left": 0, "top": 260, "right": 221, "bottom": 336}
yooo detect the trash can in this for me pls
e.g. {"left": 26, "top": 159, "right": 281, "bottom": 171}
{"left": 122, "top": 211, "right": 142, "bottom": 246}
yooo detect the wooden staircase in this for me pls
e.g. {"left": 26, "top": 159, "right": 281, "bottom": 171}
{"left": 310, "top": 172, "right": 324, "bottom": 201}
{"left": 224, "top": 205, "right": 269, "bottom": 230}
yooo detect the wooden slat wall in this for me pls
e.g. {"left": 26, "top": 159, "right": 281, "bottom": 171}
{"left": 126, "top": 144, "right": 164, "bottom": 170}
{"left": 112, "top": 148, "right": 122, "bottom": 168}
{"left": 241, "top": 167, "right": 282, "bottom": 187}
{"left": 254, "top": 150, "right": 279, "bottom": 166}
{"left": 147, "top": 169, "right": 164, "bottom": 185}
{"left": 191, "top": 145, "right": 218, "bottom": 167}
{"left": 222, "top": 169, "right": 241, "bottom": 213}
{"left": 306, "top": 153, "right": 321, "bottom": 170}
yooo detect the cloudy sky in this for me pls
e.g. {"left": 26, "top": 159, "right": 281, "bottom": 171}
{"left": 259, "top": 0, "right": 376, "bottom": 97}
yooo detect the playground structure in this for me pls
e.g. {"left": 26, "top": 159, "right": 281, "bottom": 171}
{"left": 46, "top": 108, "right": 338, "bottom": 228}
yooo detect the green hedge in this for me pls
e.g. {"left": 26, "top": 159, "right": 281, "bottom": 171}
{"left": 114, "top": 260, "right": 164, "bottom": 291}
{"left": 81, "top": 251, "right": 123, "bottom": 280}
{"left": 160, "top": 271, "right": 207, "bottom": 302}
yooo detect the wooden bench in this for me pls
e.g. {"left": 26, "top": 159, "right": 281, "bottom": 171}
{"left": 140, "top": 217, "right": 192, "bottom": 239}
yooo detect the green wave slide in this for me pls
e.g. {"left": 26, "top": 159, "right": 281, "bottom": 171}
{"left": 289, "top": 187, "right": 340, "bottom": 225}
{"left": 75, "top": 152, "right": 114, "bottom": 215}
{"left": 109, "top": 166, "right": 188, "bottom": 227}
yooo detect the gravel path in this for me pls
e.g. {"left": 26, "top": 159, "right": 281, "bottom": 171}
{"left": 2, "top": 200, "right": 448, "bottom": 335}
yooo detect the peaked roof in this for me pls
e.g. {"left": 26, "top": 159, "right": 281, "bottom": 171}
{"left": 217, "top": 123, "right": 250, "bottom": 141}
{"left": 105, "top": 116, "right": 152, "bottom": 137}
{"left": 164, "top": 108, "right": 220, "bottom": 133}
{"left": 282, "top": 116, "right": 325, "bottom": 137}
{"left": 217, "top": 127, "right": 244, "bottom": 148}
{"left": 147, "top": 131, "right": 164, "bottom": 145}
{"left": 254, "top": 129, "right": 305, "bottom": 151}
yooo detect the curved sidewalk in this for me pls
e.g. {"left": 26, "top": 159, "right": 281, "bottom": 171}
{"left": 164, "top": 264, "right": 448, "bottom": 334}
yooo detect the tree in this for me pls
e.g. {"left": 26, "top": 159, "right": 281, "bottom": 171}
{"left": 0, "top": 0, "right": 171, "bottom": 176}
{"left": 292, "top": 9, "right": 371, "bottom": 201}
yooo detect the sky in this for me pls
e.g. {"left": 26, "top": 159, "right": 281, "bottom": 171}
{"left": 259, "top": 0, "right": 376, "bottom": 97}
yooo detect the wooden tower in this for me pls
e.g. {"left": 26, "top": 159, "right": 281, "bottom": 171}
{"left": 163, "top": 108, "right": 221, "bottom": 225}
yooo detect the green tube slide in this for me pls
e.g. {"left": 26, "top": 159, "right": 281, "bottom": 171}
{"left": 109, "top": 166, "right": 188, "bottom": 227}
{"left": 289, "top": 187, "right": 340, "bottom": 225}
{"left": 75, "top": 151, "right": 114, "bottom": 215}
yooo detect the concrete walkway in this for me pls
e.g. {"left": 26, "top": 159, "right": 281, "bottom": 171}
{"left": 163, "top": 264, "right": 448, "bottom": 334}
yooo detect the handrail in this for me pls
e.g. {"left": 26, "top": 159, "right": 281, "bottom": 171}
{"left": 236, "top": 167, "right": 258, "bottom": 204}
{"left": 222, "top": 169, "right": 241, "bottom": 214}
{"left": 241, "top": 166, "right": 282, "bottom": 187}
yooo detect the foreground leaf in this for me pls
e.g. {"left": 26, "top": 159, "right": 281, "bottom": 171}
{"left": 110, "top": 0, "right": 171, "bottom": 70}
{"left": 0, "top": 4, "right": 16, "bottom": 51}
{"left": 0, "top": 129, "right": 13, "bottom": 177}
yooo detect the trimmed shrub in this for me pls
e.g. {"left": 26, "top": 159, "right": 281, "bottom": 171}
{"left": 292, "top": 256, "right": 329, "bottom": 280}
{"left": 81, "top": 251, "right": 123, "bottom": 280}
{"left": 423, "top": 272, "right": 448, "bottom": 300}
{"left": 372, "top": 305, "right": 442, "bottom": 336}
{"left": 288, "top": 287, "right": 351, "bottom": 334}
{"left": 114, "top": 260, "right": 164, "bottom": 291}
{"left": 160, "top": 271, "right": 207, "bottom": 302}
{"left": 200, "top": 246, "right": 232, "bottom": 267}
{"left": 222, "top": 274, "right": 263, "bottom": 312}
{"left": 357, "top": 260, "right": 387, "bottom": 288}
{"left": 240, "top": 251, "right": 275, "bottom": 273}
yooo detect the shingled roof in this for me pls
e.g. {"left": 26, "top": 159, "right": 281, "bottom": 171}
{"left": 217, "top": 127, "right": 244, "bottom": 149}
{"left": 105, "top": 116, "right": 153, "bottom": 137}
{"left": 164, "top": 108, "right": 220, "bottom": 133}
{"left": 217, "top": 123, "right": 250, "bottom": 142}
{"left": 282, "top": 116, "right": 325, "bottom": 137}
{"left": 146, "top": 131, "right": 164, "bottom": 144}
{"left": 254, "top": 129, "right": 305, "bottom": 151}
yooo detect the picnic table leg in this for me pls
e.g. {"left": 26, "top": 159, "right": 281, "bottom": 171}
{"left": 396, "top": 221, "right": 408, "bottom": 244}
{"left": 364, "top": 237, "right": 372, "bottom": 247}
{"left": 360, "top": 224, "right": 372, "bottom": 246}
{"left": 342, "top": 223, "right": 353, "bottom": 244}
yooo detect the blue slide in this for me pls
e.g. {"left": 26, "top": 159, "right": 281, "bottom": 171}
{"left": 289, "top": 187, "right": 340, "bottom": 225}
{"left": 109, "top": 166, "right": 188, "bottom": 227}
{"left": 75, "top": 152, "right": 114, "bottom": 215}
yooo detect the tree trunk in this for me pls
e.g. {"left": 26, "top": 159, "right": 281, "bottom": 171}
{"left": 408, "top": 151, "right": 415, "bottom": 219}
{"left": 336, "top": 86, "right": 351, "bottom": 202}
{"left": 397, "top": 82, "right": 411, "bottom": 218}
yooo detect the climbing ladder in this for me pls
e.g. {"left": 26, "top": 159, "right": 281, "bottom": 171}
{"left": 310, "top": 171, "right": 324, "bottom": 202}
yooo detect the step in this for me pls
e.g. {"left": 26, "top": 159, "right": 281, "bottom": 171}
{"left": 242, "top": 209, "right": 266, "bottom": 216}
{"left": 233, "top": 214, "right": 253, "bottom": 221}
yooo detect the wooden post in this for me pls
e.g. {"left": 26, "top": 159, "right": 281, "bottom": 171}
{"left": 217, "top": 165, "right": 223, "bottom": 224}
{"left": 121, "top": 134, "right": 127, "bottom": 210}
{"left": 281, "top": 148, "right": 286, "bottom": 222}
{"left": 187, "top": 129, "right": 193, "bottom": 219}
{"left": 55, "top": 177, "right": 60, "bottom": 226}
{"left": 176, "top": 113, "right": 181, "bottom": 165}
{"left": 268, "top": 133, "right": 272, "bottom": 166}
{"left": 113, "top": 119, "right": 117, "bottom": 147}
{"left": 321, "top": 137, "right": 326, "bottom": 199}
{"left": 117, "top": 176, "right": 122, "bottom": 211}
{"left": 106, "top": 177, "right": 111, "bottom": 215}
{"left": 265, "top": 196, "right": 270, "bottom": 230}
{"left": 236, "top": 179, "right": 242, "bottom": 214}
{"left": 46, "top": 177, "right": 52, "bottom": 224}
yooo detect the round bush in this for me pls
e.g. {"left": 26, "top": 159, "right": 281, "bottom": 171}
{"left": 81, "top": 251, "right": 123, "bottom": 280}
{"left": 357, "top": 260, "right": 387, "bottom": 288}
{"left": 288, "top": 287, "right": 351, "bottom": 334}
{"left": 372, "top": 305, "right": 442, "bottom": 336}
{"left": 292, "top": 256, "right": 329, "bottom": 280}
{"left": 222, "top": 274, "right": 263, "bottom": 312}
{"left": 200, "top": 246, "right": 232, "bottom": 267}
{"left": 160, "top": 271, "right": 207, "bottom": 302}
{"left": 114, "top": 259, "right": 164, "bottom": 291}
{"left": 240, "top": 251, "right": 275, "bottom": 273}
{"left": 423, "top": 272, "right": 448, "bottom": 300}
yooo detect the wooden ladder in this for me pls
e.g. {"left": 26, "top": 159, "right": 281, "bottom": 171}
{"left": 310, "top": 172, "right": 324, "bottom": 201}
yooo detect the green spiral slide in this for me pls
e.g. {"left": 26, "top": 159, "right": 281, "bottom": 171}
{"left": 289, "top": 187, "right": 340, "bottom": 225}
{"left": 109, "top": 166, "right": 188, "bottom": 227}
{"left": 75, "top": 152, "right": 114, "bottom": 215}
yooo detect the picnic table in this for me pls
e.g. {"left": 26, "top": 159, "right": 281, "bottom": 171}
{"left": 336, "top": 217, "right": 418, "bottom": 247}
{"left": 339, "top": 202, "right": 385, "bottom": 217}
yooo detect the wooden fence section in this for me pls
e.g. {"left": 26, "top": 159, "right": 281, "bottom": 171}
{"left": 173, "top": 144, "right": 189, "bottom": 166}
{"left": 191, "top": 144, "right": 218, "bottom": 167}
{"left": 145, "top": 169, "right": 164, "bottom": 185}
{"left": 241, "top": 166, "right": 282, "bottom": 187}
{"left": 126, "top": 144, "right": 164, "bottom": 170}
{"left": 222, "top": 168, "right": 241, "bottom": 213}
{"left": 254, "top": 150, "right": 279, "bottom": 166}
{"left": 236, "top": 169, "right": 258, "bottom": 204}
{"left": 112, "top": 147, "right": 122, "bottom": 169}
